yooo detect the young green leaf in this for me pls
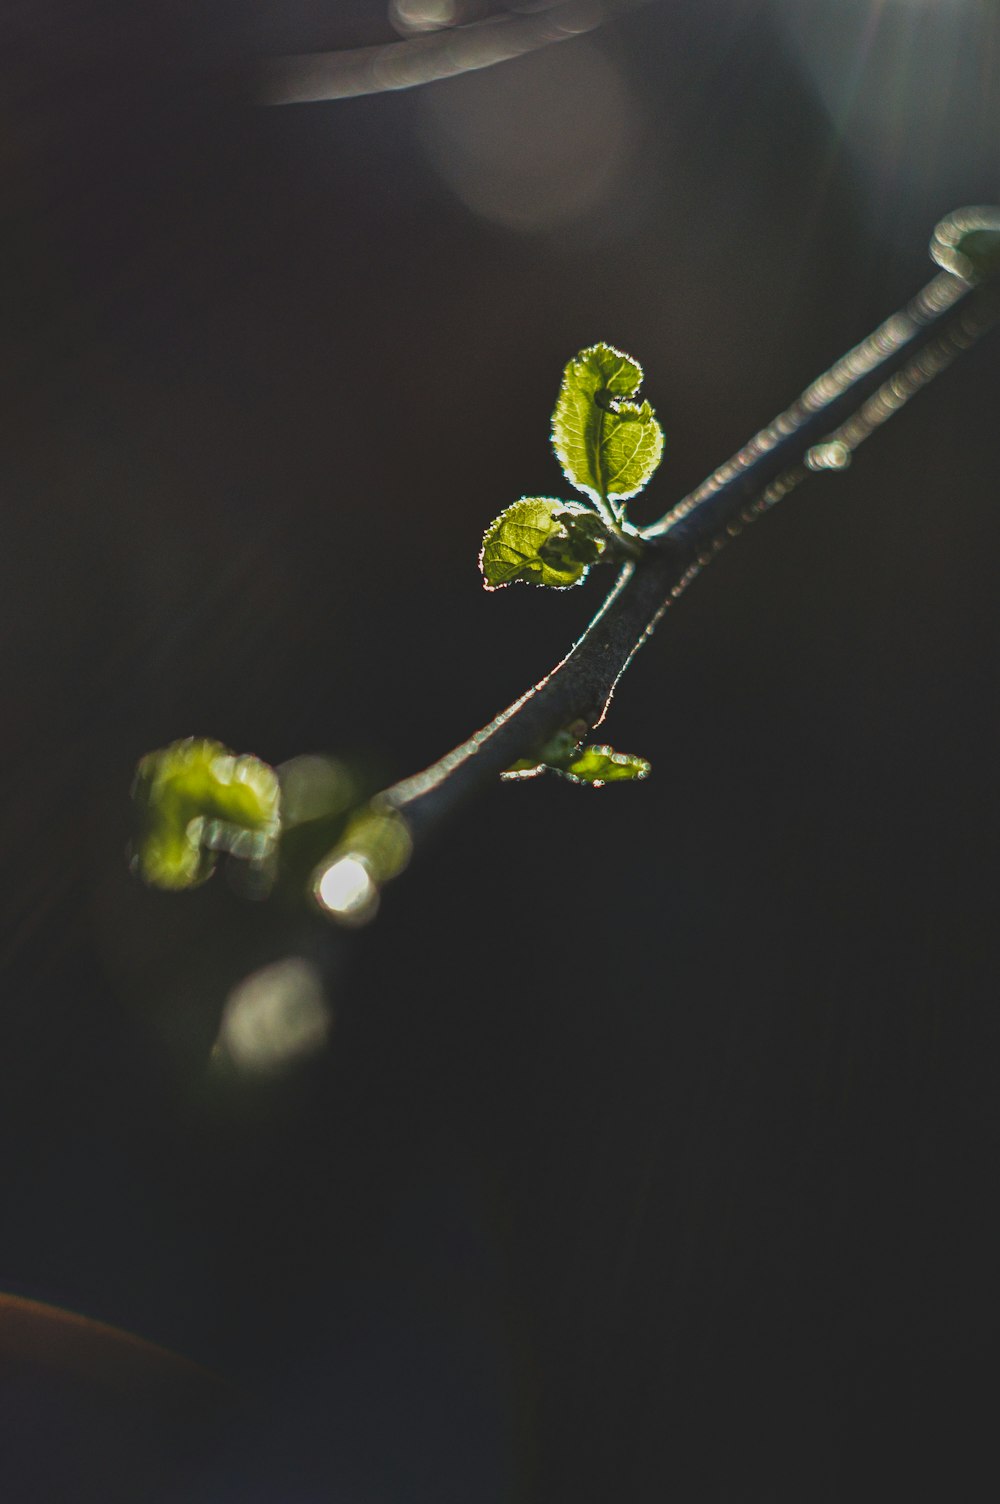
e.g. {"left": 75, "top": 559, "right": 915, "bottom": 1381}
{"left": 551, "top": 343, "right": 664, "bottom": 511}
{"left": 131, "top": 737, "right": 280, "bottom": 889}
{"left": 557, "top": 745, "right": 651, "bottom": 786}
{"left": 480, "top": 498, "right": 605, "bottom": 589}
{"left": 503, "top": 732, "right": 650, "bottom": 786}
{"left": 600, "top": 399, "right": 665, "bottom": 502}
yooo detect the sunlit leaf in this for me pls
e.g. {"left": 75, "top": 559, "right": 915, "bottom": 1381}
{"left": 557, "top": 745, "right": 651, "bottom": 786}
{"left": 480, "top": 498, "right": 602, "bottom": 589}
{"left": 131, "top": 737, "right": 280, "bottom": 890}
{"left": 600, "top": 398, "right": 664, "bottom": 501}
{"left": 551, "top": 343, "right": 664, "bottom": 507}
{"left": 503, "top": 732, "right": 650, "bottom": 786}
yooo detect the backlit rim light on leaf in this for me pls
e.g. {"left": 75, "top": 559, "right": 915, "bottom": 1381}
{"left": 480, "top": 497, "right": 598, "bottom": 589}
{"left": 557, "top": 744, "right": 651, "bottom": 785}
{"left": 503, "top": 739, "right": 651, "bottom": 785}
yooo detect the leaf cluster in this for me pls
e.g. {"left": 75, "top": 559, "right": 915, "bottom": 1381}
{"left": 131, "top": 738, "right": 281, "bottom": 890}
{"left": 480, "top": 342, "right": 663, "bottom": 592}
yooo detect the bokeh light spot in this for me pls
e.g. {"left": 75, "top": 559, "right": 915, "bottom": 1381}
{"left": 215, "top": 958, "right": 331, "bottom": 1075}
{"left": 418, "top": 37, "right": 634, "bottom": 233}
{"left": 314, "top": 855, "right": 380, "bottom": 925}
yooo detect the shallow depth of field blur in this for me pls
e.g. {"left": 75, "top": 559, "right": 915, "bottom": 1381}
{"left": 2, "top": 2, "right": 999, "bottom": 1498}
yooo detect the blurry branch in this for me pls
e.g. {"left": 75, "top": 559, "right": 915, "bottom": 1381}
{"left": 381, "top": 245, "right": 1000, "bottom": 854}
{"left": 261, "top": 0, "right": 651, "bottom": 105}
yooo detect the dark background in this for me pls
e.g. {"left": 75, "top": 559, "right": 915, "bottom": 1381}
{"left": 2, "top": 1, "right": 999, "bottom": 1497}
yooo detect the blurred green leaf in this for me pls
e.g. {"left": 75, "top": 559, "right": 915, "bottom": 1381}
{"left": 131, "top": 738, "right": 280, "bottom": 890}
{"left": 480, "top": 498, "right": 602, "bottom": 589}
{"left": 551, "top": 343, "right": 664, "bottom": 509}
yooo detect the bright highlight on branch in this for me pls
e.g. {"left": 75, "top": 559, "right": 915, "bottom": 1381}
{"left": 314, "top": 856, "right": 379, "bottom": 925}
{"left": 311, "top": 806, "right": 413, "bottom": 926}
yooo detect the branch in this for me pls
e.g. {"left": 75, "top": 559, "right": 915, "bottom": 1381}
{"left": 377, "top": 259, "right": 999, "bottom": 859}
{"left": 261, "top": 0, "right": 652, "bottom": 106}
{"left": 128, "top": 213, "right": 999, "bottom": 920}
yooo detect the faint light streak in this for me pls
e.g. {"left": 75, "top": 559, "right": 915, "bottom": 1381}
{"left": 215, "top": 958, "right": 331, "bottom": 1075}
{"left": 314, "top": 855, "right": 380, "bottom": 924}
{"left": 774, "top": 0, "right": 1000, "bottom": 245}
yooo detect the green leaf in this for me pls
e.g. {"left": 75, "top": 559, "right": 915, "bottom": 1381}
{"left": 551, "top": 343, "right": 664, "bottom": 509}
{"left": 503, "top": 732, "right": 650, "bottom": 786}
{"left": 480, "top": 498, "right": 603, "bottom": 589}
{"left": 600, "top": 399, "right": 665, "bottom": 502}
{"left": 557, "top": 745, "right": 651, "bottom": 786}
{"left": 540, "top": 506, "right": 611, "bottom": 573}
{"left": 131, "top": 737, "right": 280, "bottom": 890}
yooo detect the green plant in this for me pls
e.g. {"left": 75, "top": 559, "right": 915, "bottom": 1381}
{"left": 132, "top": 208, "right": 1000, "bottom": 927}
